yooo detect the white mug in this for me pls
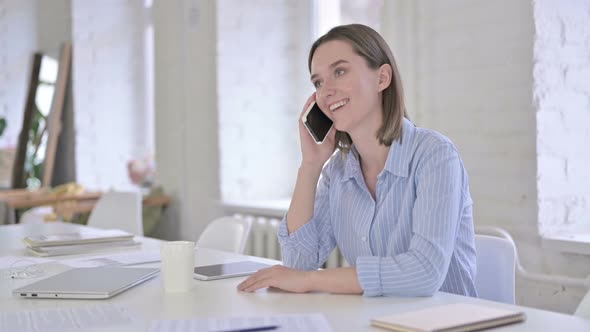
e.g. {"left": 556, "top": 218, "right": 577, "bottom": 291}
{"left": 160, "top": 241, "right": 195, "bottom": 292}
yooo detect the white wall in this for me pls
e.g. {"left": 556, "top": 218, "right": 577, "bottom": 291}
{"left": 217, "top": 0, "right": 311, "bottom": 202}
{"left": 71, "top": 0, "right": 151, "bottom": 190}
{"left": 0, "top": 0, "right": 37, "bottom": 148}
{"left": 535, "top": 0, "right": 590, "bottom": 235}
{"left": 216, "top": 0, "right": 385, "bottom": 203}
{"left": 381, "top": 0, "right": 589, "bottom": 313}
{"left": 152, "top": 0, "right": 220, "bottom": 241}
{"left": 340, "top": 0, "right": 382, "bottom": 31}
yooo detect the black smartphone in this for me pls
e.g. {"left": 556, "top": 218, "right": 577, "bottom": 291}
{"left": 302, "top": 102, "right": 334, "bottom": 144}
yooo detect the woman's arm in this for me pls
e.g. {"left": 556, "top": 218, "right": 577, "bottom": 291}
{"left": 276, "top": 94, "right": 338, "bottom": 270}
{"left": 287, "top": 93, "right": 337, "bottom": 234}
{"left": 278, "top": 161, "right": 337, "bottom": 270}
{"left": 238, "top": 265, "right": 362, "bottom": 294}
{"left": 308, "top": 267, "right": 363, "bottom": 294}
{"left": 285, "top": 165, "right": 323, "bottom": 234}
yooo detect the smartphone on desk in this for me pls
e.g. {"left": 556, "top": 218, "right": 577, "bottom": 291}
{"left": 302, "top": 102, "right": 333, "bottom": 144}
{"left": 193, "top": 261, "right": 272, "bottom": 281}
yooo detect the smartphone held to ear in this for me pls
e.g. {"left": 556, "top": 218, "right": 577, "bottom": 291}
{"left": 302, "top": 102, "right": 334, "bottom": 144}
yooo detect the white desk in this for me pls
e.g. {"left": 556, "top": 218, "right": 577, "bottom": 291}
{"left": 1, "top": 222, "right": 589, "bottom": 331}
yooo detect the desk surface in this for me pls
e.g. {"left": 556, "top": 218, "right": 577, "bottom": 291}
{"left": 1, "top": 222, "right": 589, "bottom": 331}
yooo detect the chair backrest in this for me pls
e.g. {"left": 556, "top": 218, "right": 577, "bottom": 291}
{"left": 87, "top": 190, "right": 143, "bottom": 235}
{"left": 196, "top": 216, "right": 252, "bottom": 254}
{"left": 474, "top": 234, "right": 516, "bottom": 304}
{"left": 574, "top": 289, "right": 590, "bottom": 319}
{"left": 19, "top": 206, "right": 54, "bottom": 224}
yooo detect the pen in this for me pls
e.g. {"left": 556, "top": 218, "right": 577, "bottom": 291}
{"left": 212, "top": 325, "right": 280, "bottom": 332}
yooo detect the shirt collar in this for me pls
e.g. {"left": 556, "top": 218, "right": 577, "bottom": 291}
{"left": 383, "top": 117, "right": 415, "bottom": 178}
{"left": 342, "top": 117, "right": 415, "bottom": 181}
{"left": 343, "top": 145, "right": 362, "bottom": 182}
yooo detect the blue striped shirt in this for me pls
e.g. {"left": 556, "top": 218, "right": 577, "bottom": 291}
{"left": 278, "top": 118, "right": 477, "bottom": 297}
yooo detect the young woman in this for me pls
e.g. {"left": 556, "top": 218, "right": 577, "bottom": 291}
{"left": 238, "top": 24, "right": 477, "bottom": 297}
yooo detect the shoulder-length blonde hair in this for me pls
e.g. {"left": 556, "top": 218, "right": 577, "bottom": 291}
{"left": 308, "top": 24, "right": 408, "bottom": 154}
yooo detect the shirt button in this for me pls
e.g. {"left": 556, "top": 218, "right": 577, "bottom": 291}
{"left": 361, "top": 236, "right": 367, "bottom": 242}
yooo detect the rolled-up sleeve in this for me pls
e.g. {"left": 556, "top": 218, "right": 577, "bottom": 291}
{"left": 278, "top": 163, "right": 336, "bottom": 271}
{"left": 357, "top": 142, "right": 465, "bottom": 296}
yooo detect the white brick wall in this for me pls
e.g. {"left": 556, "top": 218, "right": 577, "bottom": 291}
{"left": 217, "top": 0, "right": 312, "bottom": 201}
{"left": 216, "top": 0, "right": 383, "bottom": 202}
{"left": 340, "top": 0, "right": 382, "bottom": 31}
{"left": 385, "top": 0, "right": 590, "bottom": 313}
{"left": 0, "top": 0, "right": 37, "bottom": 148}
{"left": 534, "top": 0, "right": 590, "bottom": 235}
{"left": 71, "top": 0, "right": 153, "bottom": 190}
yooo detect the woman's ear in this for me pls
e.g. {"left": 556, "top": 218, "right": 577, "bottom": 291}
{"left": 377, "top": 64, "right": 392, "bottom": 92}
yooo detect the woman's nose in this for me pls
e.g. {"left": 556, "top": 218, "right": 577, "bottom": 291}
{"left": 317, "top": 83, "right": 335, "bottom": 100}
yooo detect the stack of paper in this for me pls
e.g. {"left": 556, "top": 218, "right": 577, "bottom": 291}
{"left": 24, "top": 229, "right": 140, "bottom": 257}
{"left": 60, "top": 250, "right": 161, "bottom": 268}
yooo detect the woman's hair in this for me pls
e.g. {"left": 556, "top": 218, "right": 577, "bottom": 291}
{"left": 308, "top": 24, "right": 408, "bottom": 154}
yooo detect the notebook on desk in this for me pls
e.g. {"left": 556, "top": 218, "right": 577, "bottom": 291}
{"left": 26, "top": 239, "right": 141, "bottom": 257}
{"left": 370, "top": 303, "right": 526, "bottom": 332}
{"left": 23, "top": 229, "right": 134, "bottom": 248}
{"left": 13, "top": 267, "right": 159, "bottom": 299}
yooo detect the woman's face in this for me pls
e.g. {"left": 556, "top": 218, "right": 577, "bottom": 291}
{"left": 310, "top": 40, "right": 382, "bottom": 135}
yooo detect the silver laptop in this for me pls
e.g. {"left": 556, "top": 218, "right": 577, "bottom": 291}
{"left": 13, "top": 267, "right": 159, "bottom": 299}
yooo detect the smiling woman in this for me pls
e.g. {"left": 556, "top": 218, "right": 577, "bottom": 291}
{"left": 238, "top": 24, "right": 478, "bottom": 298}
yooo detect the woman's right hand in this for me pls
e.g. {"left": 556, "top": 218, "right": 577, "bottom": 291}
{"left": 298, "top": 93, "right": 337, "bottom": 170}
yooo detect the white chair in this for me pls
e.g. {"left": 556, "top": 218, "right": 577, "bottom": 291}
{"left": 574, "top": 289, "right": 590, "bottom": 319}
{"left": 87, "top": 190, "right": 143, "bottom": 235}
{"left": 196, "top": 216, "right": 252, "bottom": 254}
{"left": 19, "top": 206, "right": 55, "bottom": 224}
{"left": 475, "top": 234, "right": 516, "bottom": 304}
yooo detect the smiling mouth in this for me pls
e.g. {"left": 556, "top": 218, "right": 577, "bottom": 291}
{"left": 329, "top": 99, "right": 349, "bottom": 111}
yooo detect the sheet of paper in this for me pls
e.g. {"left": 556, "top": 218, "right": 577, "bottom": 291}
{"left": 150, "top": 313, "right": 332, "bottom": 332}
{"left": 0, "top": 304, "right": 136, "bottom": 332}
{"left": 0, "top": 256, "right": 54, "bottom": 270}
{"left": 59, "top": 250, "right": 160, "bottom": 268}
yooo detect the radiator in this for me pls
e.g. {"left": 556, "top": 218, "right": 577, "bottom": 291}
{"left": 234, "top": 213, "right": 347, "bottom": 268}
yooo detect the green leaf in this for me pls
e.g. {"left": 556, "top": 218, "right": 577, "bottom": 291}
{"left": 0, "top": 117, "right": 6, "bottom": 137}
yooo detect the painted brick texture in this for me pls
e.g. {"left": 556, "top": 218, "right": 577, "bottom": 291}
{"left": 71, "top": 0, "right": 151, "bottom": 190}
{"left": 534, "top": 0, "right": 590, "bottom": 235}
{"left": 0, "top": 0, "right": 37, "bottom": 148}
{"left": 217, "top": 0, "right": 310, "bottom": 201}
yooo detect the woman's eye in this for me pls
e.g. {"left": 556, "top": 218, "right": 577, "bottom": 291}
{"left": 313, "top": 80, "right": 323, "bottom": 88}
{"left": 335, "top": 69, "right": 345, "bottom": 77}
